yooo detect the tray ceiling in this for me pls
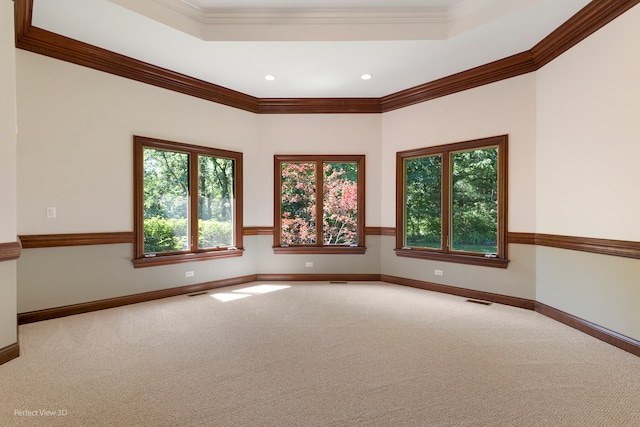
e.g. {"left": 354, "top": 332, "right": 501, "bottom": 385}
{"left": 31, "top": 0, "right": 592, "bottom": 98}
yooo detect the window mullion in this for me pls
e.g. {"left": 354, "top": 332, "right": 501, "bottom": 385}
{"left": 442, "top": 151, "right": 451, "bottom": 254}
{"left": 316, "top": 160, "right": 323, "bottom": 247}
{"left": 190, "top": 153, "right": 199, "bottom": 252}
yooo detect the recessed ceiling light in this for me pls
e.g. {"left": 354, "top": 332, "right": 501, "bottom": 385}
{"left": 361, "top": 74, "right": 373, "bottom": 80}
{"left": 264, "top": 74, "right": 276, "bottom": 81}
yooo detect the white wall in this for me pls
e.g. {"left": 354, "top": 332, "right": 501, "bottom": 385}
{"left": 0, "top": 0, "right": 18, "bottom": 349}
{"left": 536, "top": 5, "right": 640, "bottom": 241}
{"left": 250, "top": 114, "right": 383, "bottom": 275}
{"left": 16, "top": 50, "right": 260, "bottom": 312}
{"left": 17, "top": 52, "right": 257, "bottom": 235}
{"left": 535, "top": 4, "right": 640, "bottom": 340}
{"left": 380, "top": 74, "right": 538, "bottom": 300}
{"left": 253, "top": 114, "right": 382, "bottom": 228}
{"left": 16, "top": 51, "right": 384, "bottom": 313}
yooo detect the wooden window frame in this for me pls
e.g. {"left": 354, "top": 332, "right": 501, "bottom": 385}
{"left": 273, "top": 154, "right": 366, "bottom": 254}
{"left": 133, "top": 136, "right": 243, "bottom": 268}
{"left": 395, "top": 135, "right": 508, "bottom": 268}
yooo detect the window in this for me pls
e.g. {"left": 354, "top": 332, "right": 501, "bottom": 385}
{"left": 133, "top": 136, "right": 243, "bottom": 267}
{"left": 396, "top": 135, "right": 508, "bottom": 268}
{"left": 274, "top": 155, "right": 365, "bottom": 254}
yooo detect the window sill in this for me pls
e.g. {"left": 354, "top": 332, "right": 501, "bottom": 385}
{"left": 273, "top": 246, "right": 366, "bottom": 255}
{"left": 394, "top": 248, "right": 509, "bottom": 268}
{"left": 132, "top": 248, "right": 244, "bottom": 268}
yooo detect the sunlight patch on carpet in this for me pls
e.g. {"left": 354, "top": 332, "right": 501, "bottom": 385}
{"left": 212, "top": 284, "right": 291, "bottom": 302}
{"left": 233, "top": 284, "right": 291, "bottom": 294}
{"left": 211, "top": 293, "right": 252, "bottom": 302}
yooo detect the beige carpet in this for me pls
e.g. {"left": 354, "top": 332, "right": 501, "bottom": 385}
{"left": 2, "top": 281, "right": 640, "bottom": 426}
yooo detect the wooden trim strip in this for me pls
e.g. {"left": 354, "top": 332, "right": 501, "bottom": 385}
{"left": 0, "top": 342, "right": 20, "bottom": 366}
{"left": 256, "top": 274, "right": 381, "bottom": 282}
{"left": 535, "top": 233, "right": 640, "bottom": 259}
{"left": 17, "top": 274, "right": 377, "bottom": 324}
{"left": 18, "top": 275, "right": 258, "bottom": 324}
{"left": 507, "top": 232, "right": 536, "bottom": 245}
{"left": 19, "top": 232, "right": 134, "bottom": 248}
{"left": 258, "top": 98, "right": 382, "bottom": 114}
{"left": 14, "top": 2, "right": 258, "bottom": 113}
{"left": 381, "top": 51, "right": 537, "bottom": 112}
{"left": 244, "top": 227, "right": 274, "bottom": 236}
{"left": 272, "top": 247, "right": 367, "bottom": 255}
{"left": 535, "top": 302, "right": 640, "bottom": 358}
{"left": 245, "top": 226, "right": 393, "bottom": 237}
{"left": 380, "top": 0, "right": 638, "bottom": 111}
{"left": 394, "top": 248, "right": 509, "bottom": 268}
{"left": 507, "top": 232, "right": 640, "bottom": 260}
{"left": 17, "top": 230, "right": 639, "bottom": 260}
{"left": 531, "top": 0, "right": 640, "bottom": 69}
{"left": 246, "top": 227, "right": 396, "bottom": 236}
{"left": 0, "top": 241, "right": 22, "bottom": 262}
{"left": 132, "top": 248, "right": 244, "bottom": 268}
{"left": 16, "top": 227, "right": 396, "bottom": 247}
{"left": 365, "top": 227, "right": 396, "bottom": 236}
{"left": 381, "top": 274, "right": 535, "bottom": 310}
{"left": 14, "top": 0, "right": 32, "bottom": 37}
{"left": 14, "top": 0, "right": 637, "bottom": 114}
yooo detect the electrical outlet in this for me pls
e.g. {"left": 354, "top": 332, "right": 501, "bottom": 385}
{"left": 185, "top": 271, "right": 194, "bottom": 277}
{"left": 305, "top": 262, "right": 313, "bottom": 267}
{"left": 434, "top": 269, "right": 444, "bottom": 276}
{"left": 46, "top": 207, "right": 57, "bottom": 219}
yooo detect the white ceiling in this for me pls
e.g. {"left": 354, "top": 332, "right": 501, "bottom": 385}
{"left": 31, "top": 0, "right": 591, "bottom": 98}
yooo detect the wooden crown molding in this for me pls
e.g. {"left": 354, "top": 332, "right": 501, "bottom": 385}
{"left": 14, "top": 1, "right": 258, "bottom": 113}
{"left": 531, "top": 0, "right": 640, "bottom": 69}
{"left": 380, "top": 51, "right": 537, "bottom": 112}
{"left": 14, "top": 0, "right": 638, "bottom": 114}
{"left": 258, "top": 98, "right": 382, "bottom": 114}
{"left": 0, "top": 241, "right": 22, "bottom": 262}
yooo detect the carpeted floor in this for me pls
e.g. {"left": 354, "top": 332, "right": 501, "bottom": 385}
{"left": 2, "top": 281, "right": 640, "bottom": 426}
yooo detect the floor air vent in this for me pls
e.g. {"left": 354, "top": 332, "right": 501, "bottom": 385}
{"left": 329, "top": 281, "right": 348, "bottom": 284}
{"left": 466, "top": 299, "right": 492, "bottom": 306}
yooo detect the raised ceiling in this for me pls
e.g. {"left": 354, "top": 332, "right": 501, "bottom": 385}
{"left": 30, "top": 0, "right": 592, "bottom": 98}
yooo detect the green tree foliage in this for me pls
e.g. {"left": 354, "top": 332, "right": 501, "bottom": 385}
{"left": 198, "top": 219, "right": 232, "bottom": 249}
{"left": 143, "top": 217, "right": 181, "bottom": 253}
{"left": 143, "top": 148, "right": 234, "bottom": 253}
{"left": 451, "top": 148, "right": 498, "bottom": 252}
{"left": 143, "top": 149, "right": 189, "bottom": 220}
{"left": 404, "top": 155, "right": 442, "bottom": 248}
{"left": 404, "top": 147, "right": 498, "bottom": 253}
{"left": 198, "top": 155, "right": 233, "bottom": 222}
{"left": 198, "top": 155, "right": 234, "bottom": 248}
